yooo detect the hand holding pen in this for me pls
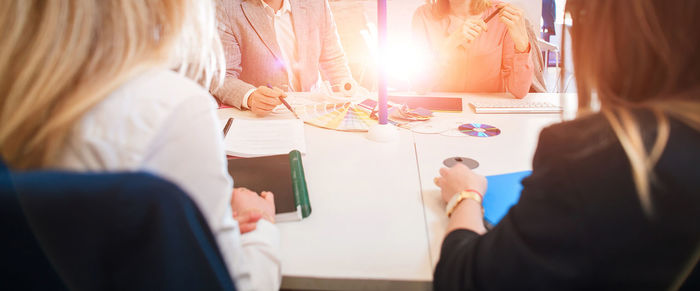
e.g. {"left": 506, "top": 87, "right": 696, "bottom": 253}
{"left": 442, "top": 17, "right": 487, "bottom": 53}
{"left": 272, "top": 84, "right": 301, "bottom": 120}
{"left": 247, "top": 85, "right": 285, "bottom": 116}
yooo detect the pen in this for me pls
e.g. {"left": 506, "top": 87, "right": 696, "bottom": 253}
{"left": 222, "top": 117, "right": 233, "bottom": 138}
{"left": 484, "top": 7, "right": 504, "bottom": 23}
{"left": 267, "top": 83, "right": 300, "bottom": 119}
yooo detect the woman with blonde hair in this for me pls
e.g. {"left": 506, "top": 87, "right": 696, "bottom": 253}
{"left": 0, "top": 1, "right": 280, "bottom": 289}
{"left": 412, "top": 0, "right": 534, "bottom": 98}
{"left": 433, "top": 0, "right": 700, "bottom": 289}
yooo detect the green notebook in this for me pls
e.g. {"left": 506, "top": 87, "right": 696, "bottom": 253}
{"left": 227, "top": 150, "right": 311, "bottom": 222}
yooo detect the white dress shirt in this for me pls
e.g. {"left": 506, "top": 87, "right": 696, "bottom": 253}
{"left": 242, "top": 0, "right": 299, "bottom": 109}
{"left": 55, "top": 68, "right": 281, "bottom": 291}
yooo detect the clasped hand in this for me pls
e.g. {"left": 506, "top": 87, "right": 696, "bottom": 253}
{"left": 496, "top": 3, "right": 530, "bottom": 53}
{"left": 443, "top": 3, "right": 530, "bottom": 53}
{"left": 443, "top": 17, "right": 488, "bottom": 52}
{"left": 231, "top": 187, "right": 276, "bottom": 234}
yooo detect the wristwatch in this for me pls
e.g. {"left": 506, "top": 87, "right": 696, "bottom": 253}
{"left": 445, "top": 190, "right": 483, "bottom": 217}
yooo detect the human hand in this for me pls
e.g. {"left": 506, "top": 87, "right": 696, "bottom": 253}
{"left": 231, "top": 187, "right": 276, "bottom": 224}
{"left": 496, "top": 3, "right": 530, "bottom": 53}
{"left": 247, "top": 86, "right": 285, "bottom": 116}
{"left": 233, "top": 210, "right": 262, "bottom": 234}
{"left": 434, "top": 163, "right": 487, "bottom": 203}
{"left": 443, "top": 17, "right": 488, "bottom": 51}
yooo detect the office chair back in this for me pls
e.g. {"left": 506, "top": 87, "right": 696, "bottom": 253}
{"left": 0, "top": 161, "right": 236, "bottom": 291}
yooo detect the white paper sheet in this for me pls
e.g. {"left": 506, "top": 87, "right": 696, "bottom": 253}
{"left": 224, "top": 119, "right": 306, "bottom": 158}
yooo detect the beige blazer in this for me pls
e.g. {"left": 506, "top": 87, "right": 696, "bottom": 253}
{"left": 213, "top": 0, "right": 353, "bottom": 108}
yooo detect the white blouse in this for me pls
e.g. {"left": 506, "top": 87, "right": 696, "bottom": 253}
{"left": 55, "top": 69, "right": 281, "bottom": 291}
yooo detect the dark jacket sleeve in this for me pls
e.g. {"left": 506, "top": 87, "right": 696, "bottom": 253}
{"left": 434, "top": 126, "right": 594, "bottom": 291}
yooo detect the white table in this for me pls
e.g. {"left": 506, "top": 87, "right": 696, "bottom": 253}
{"left": 217, "top": 92, "right": 576, "bottom": 290}
{"left": 409, "top": 92, "right": 574, "bottom": 267}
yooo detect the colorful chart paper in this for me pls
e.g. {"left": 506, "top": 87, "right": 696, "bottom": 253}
{"left": 295, "top": 102, "right": 376, "bottom": 132}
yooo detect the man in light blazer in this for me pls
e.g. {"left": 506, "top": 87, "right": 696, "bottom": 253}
{"left": 213, "top": 0, "right": 355, "bottom": 116}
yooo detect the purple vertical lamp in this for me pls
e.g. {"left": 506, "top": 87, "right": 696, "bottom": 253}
{"left": 367, "top": 0, "right": 398, "bottom": 142}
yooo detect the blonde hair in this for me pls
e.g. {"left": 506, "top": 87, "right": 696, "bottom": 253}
{"left": 564, "top": 0, "right": 700, "bottom": 215}
{"left": 0, "top": 0, "right": 224, "bottom": 169}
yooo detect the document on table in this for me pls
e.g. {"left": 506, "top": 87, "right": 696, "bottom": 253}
{"left": 224, "top": 118, "right": 306, "bottom": 158}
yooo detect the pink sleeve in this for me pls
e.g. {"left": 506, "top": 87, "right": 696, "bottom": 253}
{"left": 501, "top": 32, "right": 534, "bottom": 99}
{"left": 210, "top": 2, "right": 256, "bottom": 109}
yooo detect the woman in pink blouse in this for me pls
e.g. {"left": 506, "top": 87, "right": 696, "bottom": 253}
{"left": 412, "top": 0, "right": 534, "bottom": 98}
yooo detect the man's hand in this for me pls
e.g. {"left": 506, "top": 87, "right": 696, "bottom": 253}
{"left": 247, "top": 86, "right": 285, "bottom": 116}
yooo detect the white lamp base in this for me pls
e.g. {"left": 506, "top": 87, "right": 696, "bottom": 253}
{"left": 367, "top": 123, "right": 399, "bottom": 142}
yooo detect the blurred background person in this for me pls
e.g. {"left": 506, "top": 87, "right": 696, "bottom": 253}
{"left": 213, "top": 0, "right": 357, "bottom": 116}
{"left": 541, "top": 0, "right": 556, "bottom": 42}
{"left": 412, "top": 0, "right": 534, "bottom": 98}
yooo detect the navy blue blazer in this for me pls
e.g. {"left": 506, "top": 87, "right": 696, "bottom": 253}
{"left": 0, "top": 161, "right": 236, "bottom": 291}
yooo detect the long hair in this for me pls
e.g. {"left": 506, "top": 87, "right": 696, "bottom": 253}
{"left": 564, "top": 0, "right": 700, "bottom": 215}
{"left": 0, "top": 0, "right": 225, "bottom": 169}
{"left": 432, "top": 0, "right": 492, "bottom": 19}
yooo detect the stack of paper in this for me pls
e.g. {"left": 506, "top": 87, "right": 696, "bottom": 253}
{"left": 224, "top": 119, "right": 306, "bottom": 158}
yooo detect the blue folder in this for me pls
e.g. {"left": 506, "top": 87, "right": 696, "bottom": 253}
{"left": 482, "top": 171, "right": 532, "bottom": 225}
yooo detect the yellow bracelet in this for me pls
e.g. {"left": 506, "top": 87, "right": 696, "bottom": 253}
{"left": 445, "top": 190, "right": 483, "bottom": 217}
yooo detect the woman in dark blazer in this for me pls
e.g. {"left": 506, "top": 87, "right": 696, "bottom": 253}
{"left": 433, "top": 0, "right": 700, "bottom": 289}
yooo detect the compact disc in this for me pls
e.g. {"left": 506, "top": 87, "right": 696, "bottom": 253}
{"left": 443, "top": 157, "right": 480, "bottom": 169}
{"left": 458, "top": 123, "right": 501, "bottom": 137}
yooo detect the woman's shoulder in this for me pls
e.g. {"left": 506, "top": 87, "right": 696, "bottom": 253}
{"left": 118, "top": 69, "right": 212, "bottom": 103}
{"left": 59, "top": 69, "right": 216, "bottom": 170}
{"left": 533, "top": 108, "right": 700, "bottom": 175}
{"left": 537, "top": 112, "right": 617, "bottom": 156}
{"left": 533, "top": 111, "right": 639, "bottom": 172}
{"left": 100, "top": 68, "right": 214, "bottom": 118}
{"left": 90, "top": 69, "right": 214, "bottom": 129}
{"left": 412, "top": 3, "right": 449, "bottom": 37}
{"left": 413, "top": 3, "right": 437, "bottom": 21}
